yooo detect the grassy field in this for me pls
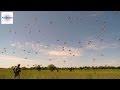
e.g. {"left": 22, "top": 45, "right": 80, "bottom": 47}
{"left": 1, "top": 68, "right": 120, "bottom": 79}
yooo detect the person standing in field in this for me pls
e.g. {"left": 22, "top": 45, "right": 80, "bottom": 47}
{"left": 13, "top": 64, "right": 21, "bottom": 79}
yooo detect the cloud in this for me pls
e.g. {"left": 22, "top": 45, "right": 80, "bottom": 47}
{"left": 86, "top": 42, "right": 120, "bottom": 50}
{"left": 82, "top": 36, "right": 120, "bottom": 50}
{"left": 0, "top": 54, "right": 39, "bottom": 68}
{"left": 48, "top": 50, "right": 81, "bottom": 57}
{"left": 10, "top": 42, "right": 24, "bottom": 49}
{"left": 49, "top": 51, "right": 70, "bottom": 56}
{"left": 90, "top": 11, "right": 105, "bottom": 17}
{"left": 85, "top": 42, "right": 108, "bottom": 50}
{"left": 47, "top": 46, "right": 83, "bottom": 61}
{"left": 9, "top": 41, "right": 83, "bottom": 59}
{"left": 11, "top": 43, "right": 15, "bottom": 47}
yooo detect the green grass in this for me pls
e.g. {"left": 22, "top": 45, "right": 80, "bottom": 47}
{"left": 1, "top": 69, "right": 120, "bottom": 79}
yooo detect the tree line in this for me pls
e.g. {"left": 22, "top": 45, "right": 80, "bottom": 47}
{"left": 10, "top": 64, "right": 120, "bottom": 72}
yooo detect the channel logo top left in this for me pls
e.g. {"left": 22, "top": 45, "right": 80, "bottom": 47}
{"left": 1, "top": 12, "right": 13, "bottom": 24}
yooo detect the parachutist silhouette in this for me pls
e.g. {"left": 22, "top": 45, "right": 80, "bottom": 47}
{"left": 69, "top": 50, "right": 71, "bottom": 52}
{"left": 28, "top": 52, "right": 30, "bottom": 53}
{"left": 64, "top": 60, "right": 66, "bottom": 63}
{"left": 37, "top": 41, "right": 39, "bottom": 43}
{"left": 93, "top": 59, "right": 95, "bottom": 62}
{"left": 100, "top": 39, "right": 103, "bottom": 41}
{"left": 9, "top": 30, "right": 11, "bottom": 32}
{"left": 29, "top": 30, "right": 31, "bottom": 34}
{"left": 50, "top": 21, "right": 53, "bottom": 24}
{"left": 64, "top": 42, "right": 66, "bottom": 44}
{"left": 35, "top": 52, "right": 38, "bottom": 54}
{"left": 24, "top": 57, "right": 27, "bottom": 59}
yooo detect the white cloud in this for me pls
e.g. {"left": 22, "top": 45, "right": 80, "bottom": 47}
{"left": 11, "top": 43, "right": 15, "bottom": 47}
{"left": 9, "top": 41, "right": 83, "bottom": 60}
{"left": 82, "top": 37, "right": 120, "bottom": 51}
{"left": 0, "top": 54, "right": 39, "bottom": 68}
{"left": 90, "top": 11, "right": 105, "bottom": 17}
{"left": 48, "top": 50, "right": 81, "bottom": 57}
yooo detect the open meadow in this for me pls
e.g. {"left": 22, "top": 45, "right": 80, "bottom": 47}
{"left": 1, "top": 68, "right": 120, "bottom": 79}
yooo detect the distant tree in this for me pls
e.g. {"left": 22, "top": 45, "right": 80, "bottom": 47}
{"left": 48, "top": 64, "right": 56, "bottom": 72}
{"left": 22, "top": 66, "right": 27, "bottom": 70}
{"left": 37, "top": 65, "right": 41, "bottom": 71}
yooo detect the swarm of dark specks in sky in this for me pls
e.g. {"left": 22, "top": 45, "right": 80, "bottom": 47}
{"left": 5, "top": 12, "right": 120, "bottom": 63}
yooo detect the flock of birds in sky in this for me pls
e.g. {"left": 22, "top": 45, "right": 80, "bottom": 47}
{"left": 0, "top": 11, "right": 120, "bottom": 65}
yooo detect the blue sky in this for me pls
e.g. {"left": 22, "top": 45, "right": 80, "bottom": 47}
{"left": 0, "top": 11, "right": 120, "bottom": 68}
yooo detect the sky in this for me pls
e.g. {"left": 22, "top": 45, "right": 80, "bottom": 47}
{"left": 0, "top": 11, "right": 120, "bottom": 68}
